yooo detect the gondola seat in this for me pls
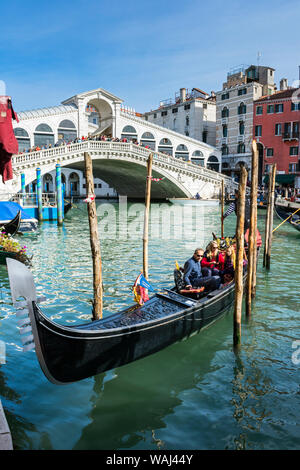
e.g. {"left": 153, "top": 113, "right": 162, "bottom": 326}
{"left": 173, "top": 269, "right": 205, "bottom": 299}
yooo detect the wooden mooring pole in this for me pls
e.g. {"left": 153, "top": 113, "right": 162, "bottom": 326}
{"left": 246, "top": 140, "right": 258, "bottom": 316}
{"left": 221, "top": 179, "right": 224, "bottom": 238}
{"left": 84, "top": 152, "right": 103, "bottom": 320}
{"left": 233, "top": 166, "right": 247, "bottom": 348}
{"left": 263, "top": 163, "right": 277, "bottom": 269}
{"left": 143, "top": 153, "right": 153, "bottom": 280}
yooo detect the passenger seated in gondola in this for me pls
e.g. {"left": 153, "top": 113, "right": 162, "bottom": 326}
{"left": 201, "top": 241, "right": 223, "bottom": 277}
{"left": 218, "top": 245, "right": 235, "bottom": 284}
{"left": 184, "top": 248, "right": 221, "bottom": 292}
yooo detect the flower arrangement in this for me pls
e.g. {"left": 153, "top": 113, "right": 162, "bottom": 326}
{"left": 0, "top": 231, "right": 31, "bottom": 265}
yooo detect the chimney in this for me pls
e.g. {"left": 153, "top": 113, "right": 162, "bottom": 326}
{"left": 180, "top": 88, "right": 186, "bottom": 102}
{"left": 280, "top": 78, "right": 288, "bottom": 91}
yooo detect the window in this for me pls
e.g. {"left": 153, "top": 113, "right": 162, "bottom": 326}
{"left": 186, "top": 116, "right": 189, "bottom": 126}
{"left": 222, "top": 107, "right": 229, "bottom": 118}
{"left": 222, "top": 125, "right": 228, "bottom": 137}
{"left": 202, "top": 130, "right": 207, "bottom": 142}
{"left": 237, "top": 143, "right": 245, "bottom": 153}
{"left": 238, "top": 88, "right": 247, "bottom": 96}
{"left": 203, "top": 103, "right": 207, "bottom": 109}
{"left": 266, "top": 148, "right": 274, "bottom": 157}
{"left": 267, "top": 104, "right": 274, "bottom": 114}
{"left": 239, "top": 121, "right": 245, "bottom": 135}
{"left": 289, "top": 147, "right": 299, "bottom": 155}
{"left": 238, "top": 103, "right": 246, "bottom": 114}
{"left": 265, "top": 164, "right": 271, "bottom": 173}
{"left": 161, "top": 110, "right": 167, "bottom": 116}
{"left": 221, "top": 92, "right": 229, "bottom": 100}
{"left": 291, "top": 102, "right": 300, "bottom": 111}
{"left": 289, "top": 163, "right": 297, "bottom": 173}
{"left": 256, "top": 106, "right": 263, "bottom": 115}
{"left": 222, "top": 145, "right": 229, "bottom": 155}
{"left": 153, "top": 113, "right": 157, "bottom": 118}
{"left": 184, "top": 104, "right": 190, "bottom": 110}
{"left": 255, "top": 125, "right": 262, "bottom": 137}
{"left": 275, "top": 103, "right": 284, "bottom": 113}
{"left": 172, "top": 108, "right": 178, "bottom": 113}
{"left": 275, "top": 123, "right": 282, "bottom": 136}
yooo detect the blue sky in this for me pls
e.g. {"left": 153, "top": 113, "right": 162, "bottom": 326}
{"left": 1, "top": 0, "right": 299, "bottom": 113}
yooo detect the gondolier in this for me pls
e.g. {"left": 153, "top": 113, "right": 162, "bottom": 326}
{"left": 223, "top": 189, "right": 251, "bottom": 231}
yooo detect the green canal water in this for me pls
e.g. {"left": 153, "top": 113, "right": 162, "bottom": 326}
{"left": 0, "top": 202, "right": 299, "bottom": 450}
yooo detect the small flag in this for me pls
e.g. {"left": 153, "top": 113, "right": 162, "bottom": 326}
{"left": 175, "top": 260, "right": 180, "bottom": 271}
{"left": 84, "top": 194, "right": 95, "bottom": 203}
{"left": 132, "top": 273, "right": 155, "bottom": 305}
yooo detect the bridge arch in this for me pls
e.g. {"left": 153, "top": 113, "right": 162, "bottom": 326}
{"left": 14, "top": 127, "right": 31, "bottom": 152}
{"left": 158, "top": 137, "right": 173, "bottom": 156}
{"left": 83, "top": 95, "right": 114, "bottom": 137}
{"left": 59, "top": 155, "right": 190, "bottom": 199}
{"left": 175, "top": 144, "right": 189, "bottom": 161}
{"left": 207, "top": 155, "right": 220, "bottom": 172}
{"left": 34, "top": 123, "right": 55, "bottom": 147}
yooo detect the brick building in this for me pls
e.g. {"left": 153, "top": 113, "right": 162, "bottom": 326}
{"left": 253, "top": 87, "right": 300, "bottom": 187}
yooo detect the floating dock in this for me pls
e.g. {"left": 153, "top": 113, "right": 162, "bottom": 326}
{"left": 0, "top": 400, "right": 13, "bottom": 450}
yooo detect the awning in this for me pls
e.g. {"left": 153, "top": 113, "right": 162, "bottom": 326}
{"left": 263, "top": 174, "right": 295, "bottom": 185}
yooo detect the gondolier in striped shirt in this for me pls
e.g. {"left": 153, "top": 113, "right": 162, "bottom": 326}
{"left": 223, "top": 190, "right": 251, "bottom": 231}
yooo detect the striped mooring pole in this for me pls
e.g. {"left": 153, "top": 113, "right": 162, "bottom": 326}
{"left": 36, "top": 168, "right": 43, "bottom": 222}
{"left": 56, "top": 163, "right": 63, "bottom": 226}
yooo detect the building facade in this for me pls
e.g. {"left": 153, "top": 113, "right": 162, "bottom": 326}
{"left": 253, "top": 87, "right": 300, "bottom": 187}
{"left": 216, "top": 65, "right": 276, "bottom": 178}
{"left": 143, "top": 88, "right": 216, "bottom": 146}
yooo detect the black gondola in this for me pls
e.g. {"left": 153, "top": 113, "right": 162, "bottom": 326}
{"left": 0, "top": 210, "right": 21, "bottom": 236}
{"left": 6, "top": 252, "right": 252, "bottom": 385}
{"left": 275, "top": 204, "right": 300, "bottom": 233}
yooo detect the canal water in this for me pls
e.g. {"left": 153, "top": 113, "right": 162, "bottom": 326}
{"left": 0, "top": 201, "right": 299, "bottom": 450}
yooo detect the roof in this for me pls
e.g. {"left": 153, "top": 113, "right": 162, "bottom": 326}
{"left": 255, "top": 88, "right": 298, "bottom": 103}
{"left": 18, "top": 104, "right": 77, "bottom": 120}
{"left": 17, "top": 103, "right": 148, "bottom": 121}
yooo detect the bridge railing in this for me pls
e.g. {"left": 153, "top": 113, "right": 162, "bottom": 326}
{"left": 13, "top": 141, "right": 238, "bottom": 189}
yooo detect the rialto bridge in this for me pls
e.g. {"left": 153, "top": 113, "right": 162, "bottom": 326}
{"left": 7, "top": 140, "right": 237, "bottom": 199}
{"left": 1, "top": 87, "right": 238, "bottom": 199}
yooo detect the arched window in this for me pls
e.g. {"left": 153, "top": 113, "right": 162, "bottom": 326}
{"left": 121, "top": 125, "right": 137, "bottom": 141}
{"left": 35, "top": 123, "right": 53, "bottom": 133}
{"left": 58, "top": 120, "right": 77, "bottom": 143}
{"left": 222, "top": 125, "right": 228, "bottom": 137}
{"left": 140, "top": 132, "right": 155, "bottom": 150}
{"left": 43, "top": 173, "right": 53, "bottom": 193}
{"left": 34, "top": 123, "right": 54, "bottom": 148}
{"left": 175, "top": 144, "right": 189, "bottom": 161}
{"left": 158, "top": 138, "right": 173, "bottom": 156}
{"left": 221, "top": 107, "right": 229, "bottom": 118}
{"left": 14, "top": 128, "right": 30, "bottom": 152}
{"left": 191, "top": 150, "right": 204, "bottom": 166}
{"left": 69, "top": 172, "right": 80, "bottom": 196}
{"left": 238, "top": 102, "right": 246, "bottom": 115}
{"left": 207, "top": 155, "right": 219, "bottom": 172}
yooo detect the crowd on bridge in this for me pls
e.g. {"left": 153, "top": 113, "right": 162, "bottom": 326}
{"left": 18, "top": 134, "right": 156, "bottom": 154}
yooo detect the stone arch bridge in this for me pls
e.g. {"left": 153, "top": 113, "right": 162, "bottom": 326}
{"left": 7, "top": 140, "right": 238, "bottom": 199}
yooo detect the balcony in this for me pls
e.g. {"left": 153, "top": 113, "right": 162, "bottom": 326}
{"left": 282, "top": 131, "right": 299, "bottom": 141}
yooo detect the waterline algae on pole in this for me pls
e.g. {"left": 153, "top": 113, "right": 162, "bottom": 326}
{"left": 263, "top": 163, "right": 276, "bottom": 269}
{"left": 84, "top": 152, "right": 103, "bottom": 320}
{"left": 233, "top": 166, "right": 247, "bottom": 348}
